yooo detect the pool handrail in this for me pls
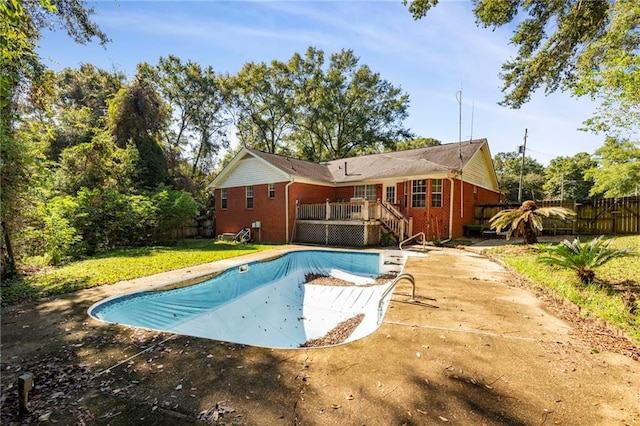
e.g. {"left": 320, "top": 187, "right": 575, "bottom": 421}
{"left": 377, "top": 272, "right": 416, "bottom": 324}
{"left": 399, "top": 232, "right": 426, "bottom": 252}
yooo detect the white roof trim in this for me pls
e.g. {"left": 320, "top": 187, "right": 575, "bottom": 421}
{"left": 208, "top": 148, "right": 291, "bottom": 190}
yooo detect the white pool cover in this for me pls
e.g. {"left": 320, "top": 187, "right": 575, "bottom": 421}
{"left": 89, "top": 250, "right": 397, "bottom": 348}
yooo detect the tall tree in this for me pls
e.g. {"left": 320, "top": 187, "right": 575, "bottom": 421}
{"left": 542, "top": 153, "right": 595, "bottom": 201}
{"left": 45, "top": 64, "right": 126, "bottom": 159}
{"left": 584, "top": 137, "right": 640, "bottom": 197}
{"left": 1, "top": 0, "right": 108, "bottom": 277}
{"left": 228, "top": 61, "right": 295, "bottom": 155}
{"left": 138, "top": 57, "right": 230, "bottom": 190}
{"left": 289, "top": 47, "right": 412, "bottom": 162}
{"left": 107, "top": 79, "right": 169, "bottom": 189}
{"left": 404, "top": 0, "right": 640, "bottom": 134}
{"left": 493, "top": 152, "right": 545, "bottom": 202}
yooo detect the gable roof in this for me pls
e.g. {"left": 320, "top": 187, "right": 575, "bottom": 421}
{"left": 210, "top": 138, "right": 494, "bottom": 188}
{"left": 248, "top": 149, "right": 334, "bottom": 182}
{"left": 325, "top": 140, "right": 486, "bottom": 183}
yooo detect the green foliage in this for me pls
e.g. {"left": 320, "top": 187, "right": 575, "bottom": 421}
{"left": 490, "top": 236, "right": 640, "bottom": 342}
{"left": 542, "top": 153, "right": 595, "bottom": 201}
{"left": 54, "top": 131, "right": 138, "bottom": 195}
{"left": 289, "top": 47, "right": 412, "bottom": 161}
{"left": 0, "top": 240, "right": 279, "bottom": 305}
{"left": 44, "top": 64, "right": 126, "bottom": 159}
{"left": 139, "top": 56, "right": 230, "bottom": 188}
{"left": 380, "top": 232, "right": 395, "bottom": 247}
{"left": 41, "top": 197, "right": 83, "bottom": 264}
{"left": 151, "top": 185, "right": 199, "bottom": 233}
{"left": 493, "top": 152, "right": 545, "bottom": 202}
{"left": 107, "top": 80, "right": 169, "bottom": 189}
{"left": 1, "top": 0, "right": 108, "bottom": 277}
{"left": 227, "top": 60, "right": 294, "bottom": 155}
{"left": 404, "top": 0, "right": 639, "bottom": 135}
{"left": 225, "top": 47, "right": 411, "bottom": 162}
{"left": 538, "top": 236, "right": 634, "bottom": 284}
{"left": 489, "top": 200, "right": 576, "bottom": 244}
{"left": 393, "top": 137, "right": 441, "bottom": 151}
{"left": 584, "top": 136, "right": 640, "bottom": 197}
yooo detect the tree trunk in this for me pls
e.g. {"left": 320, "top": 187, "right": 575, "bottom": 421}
{"left": 522, "top": 224, "right": 538, "bottom": 245}
{"left": 1, "top": 220, "right": 16, "bottom": 278}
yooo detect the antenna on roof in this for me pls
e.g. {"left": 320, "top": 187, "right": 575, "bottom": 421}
{"left": 470, "top": 101, "right": 475, "bottom": 142}
{"left": 456, "top": 87, "right": 463, "bottom": 168}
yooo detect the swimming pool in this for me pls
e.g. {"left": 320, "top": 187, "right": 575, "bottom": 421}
{"left": 88, "top": 250, "right": 406, "bottom": 349}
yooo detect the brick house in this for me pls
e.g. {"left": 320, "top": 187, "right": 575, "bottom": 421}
{"left": 209, "top": 138, "right": 502, "bottom": 246}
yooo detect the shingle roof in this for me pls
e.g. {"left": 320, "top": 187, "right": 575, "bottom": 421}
{"left": 247, "top": 139, "right": 487, "bottom": 183}
{"left": 247, "top": 149, "right": 335, "bottom": 182}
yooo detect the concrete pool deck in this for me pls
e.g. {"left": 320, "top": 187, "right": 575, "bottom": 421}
{"left": 1, "top": 243, "right": 639, "bottom": 425}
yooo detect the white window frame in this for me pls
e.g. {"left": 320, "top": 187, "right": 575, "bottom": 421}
{"left": 246, "top": 185, "right": 253, "bottom": 209}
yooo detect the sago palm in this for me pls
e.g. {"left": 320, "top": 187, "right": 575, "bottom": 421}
{"left": 489, "top": 200, "right": 575, "bottom": 244}
{"left": 539, "top": 236, "right": 633, "bottom": 284}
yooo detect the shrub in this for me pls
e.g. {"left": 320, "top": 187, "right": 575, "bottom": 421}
{"left": 538, "top": 235, "right": 634, "bottom": 284}
{"left": 489, "top": 200, "right": 575, "bottom": 244}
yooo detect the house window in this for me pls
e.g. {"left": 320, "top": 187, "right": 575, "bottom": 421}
{"left": 412, "top": 179, "right": 426, "bottom": 208}
{"left": 268, "top": 183, "right": 275, "bottom": 198}
{"left": 431, "top": 179, "right": 443, "bottom": 208}
{"left": 246, "top": 185, "right": 253, "bottom": 209}
{"left": 220, "top": 188, "right": 227, "bottom": 210}
{"left": 354, "top": 185, "right": 377, "bottom": 200}
{"left": 385, "top": 186, "right": 396, "bottom": 204}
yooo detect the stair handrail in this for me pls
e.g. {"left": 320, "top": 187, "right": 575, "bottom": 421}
{"left": 381, "top": 201, "right": 404, "bottom": 219}
{"left": 377, "top": 272, "right": 416, "bottom": 323}
{"left": 380, "top": 201, "right": 411, "bottom": 240}
{"left": 399, "top": 232, "right": 426, "bottom": 251}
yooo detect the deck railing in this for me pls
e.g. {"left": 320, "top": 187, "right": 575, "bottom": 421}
{"left": 298, "top": 200, "right": 380, "bottom": 221}
{"left": 296, "top": 200, "right": 412, "bottom": 241}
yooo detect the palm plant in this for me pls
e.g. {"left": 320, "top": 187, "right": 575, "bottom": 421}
{"left": 539, "top": 236, "right": 633, "bottom": 284}
{"left": 489, "top": 200, "right": 576, "bottom": 244}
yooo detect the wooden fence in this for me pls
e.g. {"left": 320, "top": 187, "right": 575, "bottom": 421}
{"left": 475, "top": 196, "right": 640, "bottom": 235}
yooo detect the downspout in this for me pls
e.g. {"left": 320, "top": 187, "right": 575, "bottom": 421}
{"left": 443, "top": 176, "right": 455, "bottom": 243}
{"left": 285, "top": 178, "right": 295, "bottom": 244}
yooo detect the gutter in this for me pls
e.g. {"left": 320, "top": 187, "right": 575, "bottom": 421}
{"left": 285, "top": 178, "right": 295, "bottom": 243}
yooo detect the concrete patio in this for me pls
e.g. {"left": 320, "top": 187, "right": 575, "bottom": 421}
{"left": 1, "top": 244, "right": 638, "bottom": 425}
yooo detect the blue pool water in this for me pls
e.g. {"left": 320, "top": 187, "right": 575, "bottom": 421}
{"left": 88, "top": 250, "right": 398, "bottom": 349}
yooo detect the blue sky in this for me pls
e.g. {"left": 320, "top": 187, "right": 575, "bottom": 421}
{"left": 38, "top": 0, "right": 607, "bottom": 165}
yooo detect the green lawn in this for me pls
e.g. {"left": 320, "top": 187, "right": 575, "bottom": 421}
{"left": 489, "top": 234, "right": 640, "bottom": 342}
{"left": 0, "top": 240, "right": 280, "bottom": 306}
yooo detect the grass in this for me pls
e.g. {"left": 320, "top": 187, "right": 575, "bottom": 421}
{"left": 489, "top": 234, "right": 640, "bottom": 343}
{"left": 0, "top": 239, "right": 280, "bottom": 306}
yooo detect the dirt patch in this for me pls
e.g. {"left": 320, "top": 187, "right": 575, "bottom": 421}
{"left": 300, "top": 314, "right": 365, "bottom": 348}
{"left": 304, "top": 273, "right": 396, "bottom": 287}
{"left": 535, "top": 289, "right": 640, "bottom": 360}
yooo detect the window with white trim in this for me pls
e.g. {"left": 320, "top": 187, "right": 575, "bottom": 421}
{"left": 268, "top": 183, "right": 275, "bottom": 198}
{"left": 246, "top": 185, "right": 253, "bottom": 209}
{"left": 385, "top": 186, "right": 396, "bottom": 204}
{"left": 220, "top": 188, "right": 227, "bottom": 210}
{"left": 412, "top": 179, "right": 426, "bottom": 208}
{"left": 354, "top": 184, "right": 377, "bottom": 200}
{"left": 403, "top": 181, "right": 408, "bottom": 208}
{"left": 431, "top": 179, "right": 443, "bottom": 208}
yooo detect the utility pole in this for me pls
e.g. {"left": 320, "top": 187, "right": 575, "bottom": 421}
{"left": 517, "top": 128, "right": 528, "bottom": 203}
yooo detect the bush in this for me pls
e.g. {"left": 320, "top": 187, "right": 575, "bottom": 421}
{"left": 538, "top": 235, "right": 634, "bottom": 284}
